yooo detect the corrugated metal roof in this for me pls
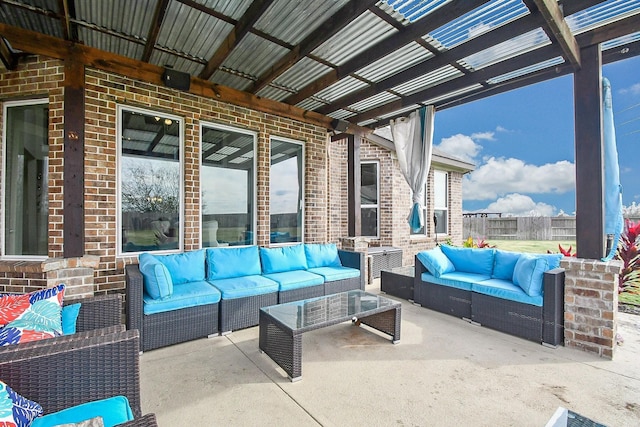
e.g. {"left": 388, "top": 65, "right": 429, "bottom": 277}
{"left": 296, "top": 98, "right": 327, "bottom": 111}
{"left": 0, "top": 1, "right": 61, "bottom": 38}
{"left": 391, "top": 64, "right": 463, "bottom": 95}
{"left": 150, "top": 50, "right": 204, "bottom": 76}
{"left": 355, "top": 41, "right": 433, "bottom": 82}
{"left": 254, "top": 0, "right": 350, "bottom": 45}
{"left": 221, "top": 32, "right": 289, "bottom": 80}
{"left": 313, "top": 76, "right": 370, "bottom": 104}
{"left": 311, "top": 10, "right": 397, "bottom": 66}
{"left": 462, "top": 28, "right": 550, "bottom": 70}
{"left": 76, "top": 0, "right": 154, "bottom": 39}
{"left": 210, "top": 69, "right": 254, "bottom": 91}
{"left": 195, "top": 0, "right": 254, "bottom": 20}
{"left": 348, "top": 91, "right": 399, "bottom": 112}
{"left": 487, "top": 56, "right": 565, "bottom": 84}
{"left": 567, "top": 0, "right": 640, "bottom": 35}
{"left": 422, "top": 84, "right": 483, "bottom": 105}
{"left": 428, "top": 0, "right": 529, "bottom": 50}
{"left": 79, "top": 28, "right": 145, "bottom": 59}
{"left": 377, "top": 104, "right": 420, "bottom": 120}
{"left": 270, "top": 57, "right": 332, "bottom": 93}
{"left": 602, "top": 30, "right": 640, "bottom": 50}
{"left": 327, "top": 109, "right": 357, "bottom": 120}
{"left": 377, "top": 0, "right": 451, "bottom": 25}
{"left": 255, "top": 85, "right": 293, "bottom": 102}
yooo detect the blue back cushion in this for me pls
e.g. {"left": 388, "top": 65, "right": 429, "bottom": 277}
{"left": 260, "top": 245, "right": 308, "bottom": 274}
{"left": 512, "top": 254, "right": 550, "bottom": 296}
{"left": 61, "top": 303, "right": 81, "bottom": 335}
{"left": 138, "top": 252, "right": 174, "bottom": 299}
{"left": 439, "top": 245, "right": 495, "bottom": 276}
{"left": 539, "top": 253, "right": 563, "bottom": 269}
{"left": 155, "top": 250, "right": 205, "bottom": 285}
{"left": 492, "top": 250, "right": 521, "bottom": 280}
{"left": 31, "top": 395, "right": 134, "bottom": 427}
{"left": 416, "top": 246, "right": 455, "bottom": 277}
{"left": 304, "top": 243, "right": 342, "bottom": 268}
{"left": 207, "top": 246, "right": 261, "bottom": 280}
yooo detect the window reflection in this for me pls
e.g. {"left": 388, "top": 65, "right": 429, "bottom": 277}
{"left": 270, "top": 138, "right": 303, "bottom": 244}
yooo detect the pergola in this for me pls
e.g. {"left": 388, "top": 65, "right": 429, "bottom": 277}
{"left": 0, "top": 0, "right": 639, "bottom": 258}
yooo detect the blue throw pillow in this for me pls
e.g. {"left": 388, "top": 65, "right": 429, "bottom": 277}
{"left": 260, "top": 245, "right": 308, "bottom": 274}
{"left": 62, "top": 303, "right": 82, "bottom": 335}
{"left": 155, "top": 250, "right": 206, "bottom": 285}
{"left": 512, "top": 254, "right": 549, "bottom": 296}
{"left": 492, "top": 250, "right": 521, "bottom": 280}
{"left": 440, "top": 245, "right": 495, "bottom": 275}
{"left": 304, "top": 243, "right": 341, "bottom": 268}
{"left": 138, "top": 253, "right": 173, "bottom": 299}
{"left": 0, "top": 379, "right": 42, "bottom": 426}
{"left": 416, "top": 246, "right": 455, "bottom": 278}
{"left": 207, "top": 246, "right": 261, "bottom": 280}
{"left": 31, "top": 395, "right": 134, "bottom": 427}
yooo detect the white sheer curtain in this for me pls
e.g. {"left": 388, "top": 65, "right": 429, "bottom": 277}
{"left": 390, "top": 106, "right": 435, "bottom": 232}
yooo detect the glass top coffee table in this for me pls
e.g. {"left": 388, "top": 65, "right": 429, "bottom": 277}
{"left": 259, "top": 290, "right": 401, "bottom": 381}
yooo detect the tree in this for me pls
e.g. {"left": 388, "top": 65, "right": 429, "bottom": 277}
{"left": 121, "top": 159, "right": 179, "bottom": 216}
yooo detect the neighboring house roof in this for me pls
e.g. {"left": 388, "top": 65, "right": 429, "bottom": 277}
{"left": 370, "top": 126, "right": 475, "bottom": 173}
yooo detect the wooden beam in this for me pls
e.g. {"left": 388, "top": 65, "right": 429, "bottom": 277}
{"left": 0, "top": 37, "right": 17, "bottom": 70}
{"left": 63, "top": 50, "right": 85, "bottom": 258}
{"left": 142, "top": 0, "right": 170, "bottom": 62}
{"left": 282, "top": 0, "right": 491, "bottom": 106}
{"left": 574, "top": 44, "right": 604, "bottom": 259}
{"left": 248, "top": 0, "right": 377, "bottom": 93}
{"left": 317, "top": 12, "right": 542, "bottom": 116}
{"left": 529, "top": 0, "right": 581, "bottom": 69}
{"left": 576, "top": 12, "right": 640, "bottom": 48}
{"left": 347, "top": 134, "right": 361, "bottom": 237}
{"left": 199, "top": 0, "right": 275, "bottom": 80}
{"left": 0, "top": 23, "right": 374, "bottom": 135}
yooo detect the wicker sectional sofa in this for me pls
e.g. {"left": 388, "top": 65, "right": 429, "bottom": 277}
{"left": 126, "top": 243, "right": 364, "bottom": 351}
{"left": 414, "top": 245, "right": 565, "bottom": 346}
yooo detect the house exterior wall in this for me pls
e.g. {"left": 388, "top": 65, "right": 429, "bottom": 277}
{"left": 0, "top": 56, "right": 467, "bottom": 295}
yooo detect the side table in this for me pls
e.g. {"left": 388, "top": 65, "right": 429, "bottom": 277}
{"left": 380, "top": 266, "right": 414, "bottom": 301}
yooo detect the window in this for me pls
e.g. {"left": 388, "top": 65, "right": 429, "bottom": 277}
{"left": 118, "top": 106, "right": 183, "bottom": 254}
{"left": 361, "top": 161, "right": 379, "bottom": 238}
{"left": 270, "top": 137, "right": 303, "bottom": 244}
{"left": 434, "top": 170, "right": 448, "bottom": 235}
{"left": 2, "top": 99, "right": 49, "bottom": 257}
{"left": 201, "top": 123, "right": 256, "bottom": 247}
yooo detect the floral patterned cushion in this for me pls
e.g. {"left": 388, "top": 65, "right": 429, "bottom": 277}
{"left": 0, "top": 284, "right": 65, "bottom": 346}
{"left": 0, "top": 379, "right": 43, "bottom": 426}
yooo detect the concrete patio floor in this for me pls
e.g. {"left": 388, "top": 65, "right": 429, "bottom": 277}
{"left": 139, "top": 281, "right": 640, "bottom": 426}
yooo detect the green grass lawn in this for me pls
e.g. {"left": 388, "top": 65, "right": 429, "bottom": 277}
{"left": 484, "top": 240, "right": 576, "bottom": 254}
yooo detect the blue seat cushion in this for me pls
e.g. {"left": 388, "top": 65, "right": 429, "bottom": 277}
{"left": 31, "top": 395, "right": 134, "bottom": 427}
{"left": 492, "top": 250, "right": 521, "bottom": 280}
{"left": 307, "top": 266, "right": 360, "bottom": 282}
{"left": 259, "top": 245, "right": 308, "bottom": 274}
{"left": 416, "top": 246, "right": 455, "bottom": 277}
{"left": 421, "top": 271, "right": 490, "bottom": 291}
{"left": 440, "top": 245, "right": 495, "bottom": 276}
{"left": 207, "top": 246, "right": 261, "bottom": 280}
{"left": 154, "top": 250, "right": 206, "bottom": 285}
{"left": 304, "top": 243, "right": 342, "bottom": 268}
{"left": 208, "top": 275, "right": 279, "bottom": 299}
{"left": 512, "top": 254, "right": 550, "bottom": 297}
{"left": 472, "top": 278, "right": 543, "bottom": 306}
{"left": 143, "top": 281, "right": 221, "bottom": 315}
{"left": 263, "top": 270, "right": 324, "bottom": 292}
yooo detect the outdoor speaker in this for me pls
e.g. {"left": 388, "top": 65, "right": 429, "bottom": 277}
{"left": 162, "top": 68, "right": 191, "bottom": 91}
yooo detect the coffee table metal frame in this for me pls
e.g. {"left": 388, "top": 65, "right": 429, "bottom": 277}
{"left": 259, "top": 291, "right": 401, "bottom": 381}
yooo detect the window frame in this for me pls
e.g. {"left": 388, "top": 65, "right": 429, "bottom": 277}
{"left": 360, "top": 160, "right": 380, "bottom": 239}
{"left": 1, "top": 98, "right": 49, "bottom": 260}
{"left": 116, "top": 104, "right": 184, "bottom": 257}
{"left": 434, "top": 170, "right": 449, "bottom": 236}
{"left": 269, "top": 135, "right": 305, "bottom": 246}
{"left": 199, "top": 121, "right": 257, "bottom": 248}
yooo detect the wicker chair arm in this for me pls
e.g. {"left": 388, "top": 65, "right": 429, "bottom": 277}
{"left": 125, "top": 264, "right": 144, "bottom": 335}
{"left": 65, "top": 293, "right": 123, "bottom": 332}
{"left": 118, "top": 413, "right": 159, "bottom": 427}
{"left": 0, "top": 328, "right": 143, "bottom": 418}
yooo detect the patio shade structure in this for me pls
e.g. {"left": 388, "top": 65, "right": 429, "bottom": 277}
{"left": 0, "top": 0, "right": 639, "bottom": 258}
{"left": 391, "top": 105, "right": 435, "bottom": 233}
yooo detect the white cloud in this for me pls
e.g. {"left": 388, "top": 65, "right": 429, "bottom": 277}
{"left": 485, "top": 194, "right": 556, "bottom": 217}
{"left": 619, "top": 83, "right": 640, "bottom": 95}
{"left": 463, "top": 157, "right": 575, "bottom": 200}
{"left": 470, "top": 131, "right": 495, "bottom": 141}
{"left": 435, "top": 133, "right": 483, "bottom": 163}
{"left": 496, "top": 125, "right": 511, "bottom": 133}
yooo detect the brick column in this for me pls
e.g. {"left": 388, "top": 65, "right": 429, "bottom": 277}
{"left": 561, "top": 257, "right": 622, "bottom": 359}
{"left": 341, "top": 236, "right": 370, "bottom": 283}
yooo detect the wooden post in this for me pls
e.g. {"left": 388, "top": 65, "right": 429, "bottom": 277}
{"left": 63, "top": 54, "right": 85, "bottom": 258}
{"left": 574, "top": 45, "right": 604, "bottom": 259}
{"left": 347, "top": 134, "right": 362, "bottom": 237}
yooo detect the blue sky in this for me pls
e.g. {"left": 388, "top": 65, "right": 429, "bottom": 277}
{"left": 432, "top": 54, "right": 640, "bottom": 216}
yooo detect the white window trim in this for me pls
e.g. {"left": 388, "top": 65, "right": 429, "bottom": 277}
{"left": 269, "top": 135, "right": 304, "bottom": 246}
{"left": 199, "top": 121, "right": 257, "bottom": 248}
{"left": 1, "top": 98, "right": 49, "bottom": 260}
{"left": 116, "top": 105, "right": 185, "bottom": 256}
{"left": 361, "top": 160, "right": 380, "bottom": 239}
{"left": 434, "top": 170, "right": 449, "bottom": 236}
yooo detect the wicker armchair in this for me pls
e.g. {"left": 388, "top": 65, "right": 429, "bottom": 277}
{"left": 67, "top": 293, "right": 124, "bottom": 333}
{"left": 0, "top": 326, "right": 157, "bottom": 426}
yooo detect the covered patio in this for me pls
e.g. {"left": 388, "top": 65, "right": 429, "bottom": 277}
{"left": 139, "top": 281, "right": 640, "bottom": 426}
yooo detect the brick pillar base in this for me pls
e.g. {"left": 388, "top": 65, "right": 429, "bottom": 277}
{"left": 340, "top": 237, "right": 370, "bottom": 284}
{"left": 561, "top": 257, "right": 622, "bottom": 359}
